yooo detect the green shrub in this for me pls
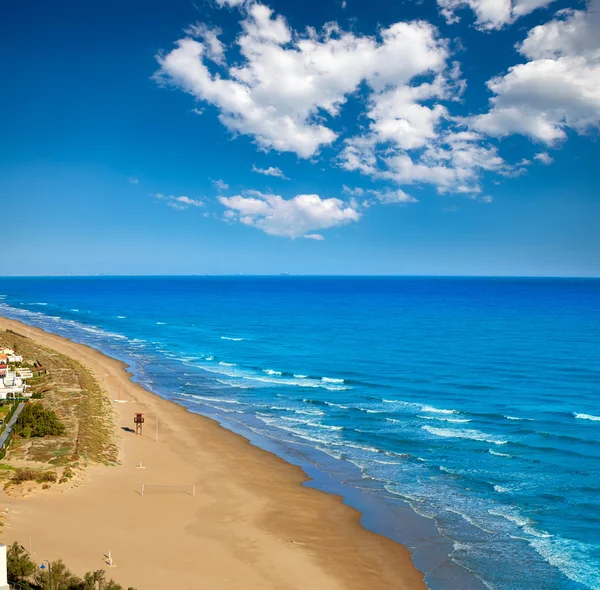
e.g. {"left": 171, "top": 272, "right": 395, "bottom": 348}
{"left": 14, "top": 402, "right": 65, "bottom": 438}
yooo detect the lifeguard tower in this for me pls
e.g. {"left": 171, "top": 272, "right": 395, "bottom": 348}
{"left": 134, "top": 412, "right": 144, "bottom": 436}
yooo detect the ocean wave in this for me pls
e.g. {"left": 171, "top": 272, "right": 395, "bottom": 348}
{"left": 194, "top": 395, "right": 242, "bottom": 404}
{"left": 156, "top": 322, "right": 166, "bottom": 325}
{"left": 488, "top": 449, "right": 511, "bottom": 457}
{"left": 214, "top": 379, "right": 251, "bottom": 389}
{"left": 423, "top": 425, "right": 507, "bottom": 446}
{"left": 263, "top": 369, "right": 282, "bottom": 375}
{"left": 270, "top": 405, "right": 324, "bottom": 416}
{"left": 70, "top": 309, "right": 79, "bottom": 312}
{"left": 32, "top": 302, "right": 48, "bottom": 306}
{"left": 221, "top": 336, "right": 245, "bottom": 341}
{"left": 322, "top": 377, "right": 344, "bottom": 384}
{"left": 293, "top": 374, "right": 308, "bottom": 379}
{"left": 421, "top": 404, "right": 458, "bottom": 414}
{"left": 323, "top": 401, "right": 350, "bottom": 410}
{"left": 219, "top": 361, "right": 237, "bottom": 367}
{"left": 493, "top": 485, "right": 511, "bottom": 494}
{"left": 574, "top": 413, "right": 600, "bottom": 422}
{"left": 117, "top": 315, "right": 127, "bottom": 319}
{"left": 418, "top": 415, "right": 471, "bottom": 424}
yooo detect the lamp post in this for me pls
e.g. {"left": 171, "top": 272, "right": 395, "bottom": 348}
{"left": 40, "top": 561, "right": 52, "bottom": 590}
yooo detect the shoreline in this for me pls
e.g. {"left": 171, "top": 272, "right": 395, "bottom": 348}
{"left": 0, "top": 315, "right": 426, "bottom": 589}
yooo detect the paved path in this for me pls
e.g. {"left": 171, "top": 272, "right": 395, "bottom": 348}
{"left": 0, "top": 402, "right": 26, "bottom": 449}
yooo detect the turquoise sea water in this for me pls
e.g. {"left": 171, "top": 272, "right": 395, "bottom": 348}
{"left": 0, "top": 277, "right": 599, "bottom": 589}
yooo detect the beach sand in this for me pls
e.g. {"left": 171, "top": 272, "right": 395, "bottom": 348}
{"left": 0, "top": 316, "right": 425, "bottom": 590}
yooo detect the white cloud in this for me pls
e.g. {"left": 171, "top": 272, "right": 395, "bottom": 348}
{"left": 480, "top": 195, "right": 493, "bottom": 203}
{"left": 251, "top": 165, "right": 288, "bottom": 179}
{"left": 303, "top": 233, "right": 325, "bottom": 240}
{"left": 128, "top": 177, "right": 140, "bottom": 185}
{"left": 473, "top": 0, "right": 600, "bottom": 144}
{"left": 342, "top": 185, "right": 365, "bottom": 196}
{"left": 154, "top": 194, "right": 205, "bottom": 209}
{"left": 185, "top": 23, "right": 226, "bottom": 65}
{"left": 366, "top": 188, "right": 418, "bottom": 204}
{"left": 155, "top": 3, "right": 449, "bottom": 158}
{"left": 534, "top": 152, "right": 554, "bottom": 164}
{"left": 213, "top": 179, "right": 229, "bottom": 191}
{"left": 219, "top": 190, "right": 360, "bottom": 238}
{"left": 437, "top": 0, "right": 557, "bottom": 30}
{"left": 215, "top": 0, "right": 246, "bottom": 7}
{"left": 191, "top": 107, "right": 204, "bottom": 115}
{"left": 340, "top": 127, "right": 510, "bottom": 194}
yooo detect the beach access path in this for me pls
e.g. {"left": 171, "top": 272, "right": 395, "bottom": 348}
{"left": 0, "top": 401, "right": 25, "bottom": 450}
{"left": 0, "top": 316, "right": 426, "bottom": 590}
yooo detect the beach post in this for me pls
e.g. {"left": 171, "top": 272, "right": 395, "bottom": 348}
{"left": 0, "top": 544, "right": 9, "bottom": 590}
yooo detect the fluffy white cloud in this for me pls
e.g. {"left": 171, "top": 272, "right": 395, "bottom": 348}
{"left": 154, "top": 194, "right": 205, "bottom": 209}
{"left": 473, "top": 0, "right": 600, "bottom": 143}
{"left": 437, "top": 0, "right": 557, "bottom": 30}
{"left": 219, "top": 190, "right": 360, "bottom": 238}
{"left": 534, "top": 152, "right": 554, "bottom": 164}
{"left": 251, "top": 165, "right": 288, "bottom": 179}
{"left": 340, "top": 127, "right": 510, "bottom": 194}
{"left": 155, "top": 3, "right": 448, "bottom": 158}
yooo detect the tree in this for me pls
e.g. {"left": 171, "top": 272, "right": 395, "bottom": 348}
{"left": 7, "top": 542, "right": 36, "bottom": 583}
{"left": 14, "top": 402, "right": 65, "bottom": 438}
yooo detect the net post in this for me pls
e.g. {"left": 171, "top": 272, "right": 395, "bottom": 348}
{"left": 141, "top": 484, "right": 144, "bottom": 497}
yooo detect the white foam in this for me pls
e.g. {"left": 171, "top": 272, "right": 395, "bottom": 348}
{"left": 214, "top": 379, "right": 251, "bottom": 389}
{"left": 70, "top": 309, "right": 80, "bottom": 312}
{"left": 117, "top": 316, "right": 126, "bottom": 319}
{"left": 323, "top": 401, "right": 350, "bottom": 410}
{"left": 418, "top": 415, "right": 471, "bottom": 424}
{"left": 423, "top": 425, "right": 507, "bottom": 446}
{"left": 421, "top": 404, "right": 457, "bottom": 414}
{"left": 322, "top": 377, "right": 344, "bottom": 384}
{"left": 293, "top": 374, "right": 308, "bottom": 379}
{"left": 493, "top": 485, "right": 511, "bottom": 494}
{"left": 221, "top": 336, "right": 244, "bottom": 341}
{"left": 156, "top": 322, "right": 166, "bottom": 325}
{"left": 489, "top": 449, "right": 511, "bottom": 457}
{"left": 219, "top": 361, "right": 237, "bottom": 367}
{"left": 194, "top": 395, "right": 242, "bottom": 405}
{"left": 263, "top": 369, "right": 282, "bottom": 376}
{"left": 32, "top": 302, "right": 48, "bottom": 306}
{"left": 574, "top": 412, "right": 600, "bottom": 422}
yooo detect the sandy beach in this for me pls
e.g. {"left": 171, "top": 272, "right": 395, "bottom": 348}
{"left": 0, "top": 316, "right": 425, "bottom": 590}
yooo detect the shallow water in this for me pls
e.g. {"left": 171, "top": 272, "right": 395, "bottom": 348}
{"left": 1, "top": 276, "right": 599, "bottom": 589}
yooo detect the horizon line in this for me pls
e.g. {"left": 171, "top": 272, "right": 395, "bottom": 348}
{"left": 1, "top": 274, "right": 599, "bottom": 280}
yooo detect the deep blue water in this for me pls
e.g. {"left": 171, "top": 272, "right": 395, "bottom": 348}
{"left": 1, "top": 277, "right": 599, "bottom": 590}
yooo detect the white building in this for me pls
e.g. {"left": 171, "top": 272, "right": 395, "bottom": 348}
{"left": 0, "top": 370, "right": 29, "bottom": 400}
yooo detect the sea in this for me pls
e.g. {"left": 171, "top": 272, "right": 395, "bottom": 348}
{"left": 0, "top": 276, "right": 598, "bottom": 590}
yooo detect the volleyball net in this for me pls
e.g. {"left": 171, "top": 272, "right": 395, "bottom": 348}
{"left": 140, "top": 484, "right": 196, "bottom": 497}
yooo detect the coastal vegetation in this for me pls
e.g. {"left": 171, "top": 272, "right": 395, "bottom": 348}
{"left": 7, "top": 542, "right": 137, "bottom": 590}
{"left": 0, "top": 330, "right": 118, "bottom": 491}
{"left": 14, "top": 403, "right": 65, "bottom": 438}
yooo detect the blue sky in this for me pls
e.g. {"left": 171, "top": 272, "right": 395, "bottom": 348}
{"left": 1, "top": 0, "right": 598, "bottom": 276}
